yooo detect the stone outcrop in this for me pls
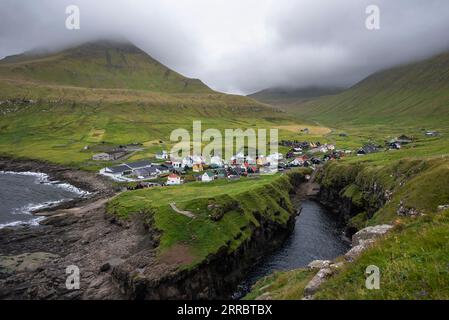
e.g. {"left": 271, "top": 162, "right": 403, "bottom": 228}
{"left": 303, "top": 224, "right": 393, "bottom": 298}
{"left": 304, "top": 267, "right": 333, "bottom": 297}
{"left": 352, "top": 224, "right": 393, "bottom": 247}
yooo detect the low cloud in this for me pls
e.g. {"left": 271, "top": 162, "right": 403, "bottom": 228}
{"left": 1, "top": 0, "right": 449, "bottom": 94}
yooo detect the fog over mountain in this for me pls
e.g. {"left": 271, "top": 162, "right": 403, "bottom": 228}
{"left": 1, "top": 0, "right": 449, "bottom": 94}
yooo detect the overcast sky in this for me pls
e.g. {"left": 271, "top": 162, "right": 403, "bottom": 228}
{"left": 1, "top": 0, "right": 449, "bottom": 94}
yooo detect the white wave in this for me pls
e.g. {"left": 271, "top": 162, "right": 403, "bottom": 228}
{"left": 54, "top": 182, "right": 91, "bottom": 196}
{"left": 0, "top": 171, "right": 91, "bottom": 229}
{"left": 0, "top": 170, "right": 90, "bottom": 196}
{"left": 0, "top": 216, "right": 44, "bottom": 229}
{"left": 12, "top": 198, "right": 69, "bottom": 215}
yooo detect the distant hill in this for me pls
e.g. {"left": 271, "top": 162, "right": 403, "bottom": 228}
{"left": 291, "top": 51, "right": 449, "bottom": 126}
{"left": 248, "top": 86, "right": 343, "bottom": 105}
{"left": 0, "top": 40, "right": 212, "bottom": 93}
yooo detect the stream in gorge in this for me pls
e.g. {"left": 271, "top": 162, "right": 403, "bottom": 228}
{"left": 234, "top": 197, "right": 350, "bottom": 298}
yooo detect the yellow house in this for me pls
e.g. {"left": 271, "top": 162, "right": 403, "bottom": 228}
{"left": 192, "top": 164, "right": 204, "bottom": 172}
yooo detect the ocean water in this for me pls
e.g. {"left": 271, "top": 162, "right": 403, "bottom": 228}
{"left": 0, "top": 171, "right": 89, "bottom": 228}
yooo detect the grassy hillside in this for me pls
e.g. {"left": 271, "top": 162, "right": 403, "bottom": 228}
{"left": 0, "top": 41, "right": 212, "bottom": 93}
{"left": 0, "top": 41, "right": 304, "bottom": 167}
{"left": 288, "top": 51, "right": 449, "bottom": 127}
{"left": 248, "top": 86, "right": 343, "bottom": 105}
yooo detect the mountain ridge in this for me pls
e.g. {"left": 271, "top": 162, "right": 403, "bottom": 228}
{"left": 0, "top": 40, "right": 213, "bottom": 94}
{"left": 287, "top": 50, "right": 449, "bottom": 126}
{"left": 248, "top": 86, "right": 344, "bottom": 105}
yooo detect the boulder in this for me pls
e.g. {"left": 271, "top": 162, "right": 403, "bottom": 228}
{"left": 304, "top": 267, "right": 334, "bottom": 296}
{"left": 352, "top": 224, "right": 393, "bottom": 247}
{"left": 345, "top": 239, "right": 375, "bottom": 261}
{"left": 307, "top": 260, "right": 332, "bottom": 270}
{"left": 99, "top": 257, "right": 124, "bottom": 272}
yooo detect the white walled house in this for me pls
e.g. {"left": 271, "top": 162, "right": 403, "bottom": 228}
{"left": 290, "top": 158, "right": 304, "bottom": 167}
{"left": 182, "top": 156, "right": 194, "bottom": 168}
{"left": 210, "top": 155, "right": 224, "bottom": 167}
{"left": 155, "top": 150, "right": 168, "bottom": 160}
{"left": 167, "top": 173, "right": 182, "bottom": 185}
{"left": 172, "top": 161, "right": 182, "bottom": 169}
{"left": 201, "top": 172, "right": 215, "bottom": 182}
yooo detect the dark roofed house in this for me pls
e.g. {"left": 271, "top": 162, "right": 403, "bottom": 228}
{"left": 357, "top": 144, "right": 379, "bottom": 155}
{"left": 133, "top": 167, "right": 159, "bottom": 178}
{"left": 126, "top": 160, "right": 152, "bottom": 170}
{"left": 425, "top": 130, "right": 440, "bottom": 137}
{"left": 396, "top": 135, "right": 413, "bottom": 144}
{"left": 153, "top": 165, "right": 170, "bottom": 174}
{"left": 103, "top": 164, "right": 132, "bottom": 176}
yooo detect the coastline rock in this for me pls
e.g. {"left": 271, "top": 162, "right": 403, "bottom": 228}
{"left": 0, "top": 252, "right": 60, "bottom": 276}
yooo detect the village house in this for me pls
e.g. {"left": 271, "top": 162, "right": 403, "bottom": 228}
{"left": 167, "top": 173, "right": 182, "bottom": 185}
{"left": 92, "top": 149, "right": 127, "bottom": 161}
{"left": 192, "top": 155, "right": 205, "bottom": 164}
{"left": 395, "top": 135, "right": 413, "bottom": 144}
{"left": 171, "top": 160, "right": 182, "bottom": 169}
{"left": 266, "top": 153, "right": 283, "bottom": 165}
{"left": 133, "top": 166, "right": 160, "bottom": 179}
{"left": 182, "top": 156, "right": 194, "bottom": 168}
{"left": 155, "top": 150, "right": 168, "bottom": 160}
{"left": 357, "top": 144, "right": 379, "bottom": 155}
{"left": 247, "top": 166, "right": 259, "bottom": 174}
{"left": 425, "top": 130, "right": 439, "bottom": 137}
{"left": 290, "top": 156, "right": 306, "bottom": 167}
{"left": 201, "top": 171, "right": 215, "bottom": 183}
{"left": 260, "top": 167, "right": 277, "bottom": 175}
{"left": 152, "top": 164, "right": 171, "bottom": 175}
{"left": 100, "top": 160, "right": 155, "bottom": 180}
{"left": 389, "top": 142, "right": 401, "bottom": 150}
{"left": 192, "top": 163, "right": 204, "bottom": 172}
{"left": 215, "top": 168, "right": 227, "bottom": 179}
{"left": 210, "top": 155, "right": 224, "bottom": 167}
{"left": 256, "top": 156, "right": 267, "bottom": 166}
{"left": 100, "top": 164, "right": 132, "bottom": 178}
{"left": 126, "top": 160, "right": 152, "bottom": 171}
{"left": 92, "top": 152, "right": 114, "bottom": 161}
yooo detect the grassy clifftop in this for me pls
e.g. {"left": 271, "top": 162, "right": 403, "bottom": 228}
{"left": 107, "top": 171, "right": 305, "bottom": 268}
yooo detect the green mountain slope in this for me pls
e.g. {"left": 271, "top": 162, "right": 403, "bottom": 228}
{"left": 290, "top": 51, "right": 449, "bottom": 126}
{"left": 0, "top": 41, "right": 296, "bottom": 167}
{"left": 0, "top": 40, "right": 212, "bottom": 93}
{"left": 248, "top": 86, "right": 343, "bottom": 105}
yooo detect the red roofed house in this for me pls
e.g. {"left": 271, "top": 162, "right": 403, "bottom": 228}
{"left": 167, "top": 173, "right": 182, "bottom": 185}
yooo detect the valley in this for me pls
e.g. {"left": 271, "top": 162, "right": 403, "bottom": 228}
{"left": 0, "top": 40, "right": 448, "bottom": 300}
